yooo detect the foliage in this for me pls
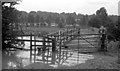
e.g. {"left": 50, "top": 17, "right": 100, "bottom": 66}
{"left": 88, "top": 7, "right": 120, "bottom": 52}
{"left": 46, "top": 15, "right": 52, "bottom": 26}
{"left": 66, "top": 14, "right": 75, "bottom": 25}
{"left": 27, "top": 13, "right": 35, "bottom": 26}
{"left": 19, "top": 11, "right": 28, "bottom": 25}
{"left": 80, "top": 15, "right": 89, "bottom": 26}
{"left": 2, "top": 1, "right": 22, "bottom": 50}
{"left": 18, "top": 9, "right": 119, "bottom": 28}
{"left": 54, "top": 17, "right": 64, "bottom": 28}
{"left": 35, "top": 15, "right": 40, "bottom": 24}
{"left": 88, "top": 7, "right": 112, "bottom": 28}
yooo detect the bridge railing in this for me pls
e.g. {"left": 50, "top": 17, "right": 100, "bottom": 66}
{"left": 5, "top": 28, "right": 108, "bottom": 64}
{"left": 46, "top": 28, "right": 80, "bottom": 48}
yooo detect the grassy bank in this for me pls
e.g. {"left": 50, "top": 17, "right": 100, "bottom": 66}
{"left": 21, "top": 26, "right": 64, "bottom": 35}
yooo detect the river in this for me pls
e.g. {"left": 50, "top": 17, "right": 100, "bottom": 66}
{"left": 2, "top": 36, "right": 94, "bottom": 69}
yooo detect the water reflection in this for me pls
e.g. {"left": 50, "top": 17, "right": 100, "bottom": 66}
{"left": 3, "top": 49, "right": 94, "bottom": 69}
{"left": 2, "top": 36, "right": 94, "bottom": 69}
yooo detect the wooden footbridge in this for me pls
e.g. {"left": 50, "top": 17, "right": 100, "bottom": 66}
{"left": 6, "top": 28, "right": 104, "bottom": 66}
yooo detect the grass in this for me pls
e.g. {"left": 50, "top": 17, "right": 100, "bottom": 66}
{"left": 22, "top": 26, "right": 64, "bottom": 35}
{"left": 56, "top": 52, "right": 119, "bottom": 69}
{"left": 21, "top": 26, "right": 99, "bottom": 35}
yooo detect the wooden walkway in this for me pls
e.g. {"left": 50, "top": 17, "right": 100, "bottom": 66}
{"left": 66, "top": 35, "right": 100, "bottom": 53}
{"left": 5, "top": 28, "right": 101, "bottom": 64}
{"left": 66, "top": 28, "right": 100, "bottom": 53}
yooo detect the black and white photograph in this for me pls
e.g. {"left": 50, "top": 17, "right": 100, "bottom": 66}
{"left": 1, "top": 0, "right": 120, "bottom": 70}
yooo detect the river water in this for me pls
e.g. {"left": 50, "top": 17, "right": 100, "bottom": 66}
{"left": 2, "top": 36, "right": 95, "bottom": 69}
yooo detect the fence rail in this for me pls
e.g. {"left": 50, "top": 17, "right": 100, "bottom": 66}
{"left": 5, "top": 28, "right": 105, "bottom": 64}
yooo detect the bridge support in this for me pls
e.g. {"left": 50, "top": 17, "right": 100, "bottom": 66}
{"left": 30, "top": 33, "right": 32, "bottom": 63}
{"left": 52, "top": 38, "right": 56, "bottom": 52}
{"left": 42, "top": 37, "right": 46, "bottom": 51}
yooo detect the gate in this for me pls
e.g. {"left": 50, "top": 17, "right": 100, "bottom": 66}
{"left": 66, "top": 29, "right": 107, "bottom": 53}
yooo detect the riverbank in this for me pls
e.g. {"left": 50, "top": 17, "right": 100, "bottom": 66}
{"left": 21, "top": 51, "right": 120, "bottom": 69}
{"left": 56, "top": 52, "right": 120, "bottom": 69}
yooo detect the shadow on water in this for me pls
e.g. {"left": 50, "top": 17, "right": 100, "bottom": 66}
{"left": 2, "top": 37, "right": 94, "bottom": 69}
{"left": 2, "top": 49, "right": 94, "bottom": 69}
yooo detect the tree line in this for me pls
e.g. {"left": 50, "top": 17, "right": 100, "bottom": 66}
{"left": 18, "top": 9, "right": 118, "bottom": 29}
{"left": 18, "top": 11, "right": 90, "bottom": 28}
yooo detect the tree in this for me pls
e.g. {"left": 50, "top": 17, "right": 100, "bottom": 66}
{"left": 66, "top": 14, "right": 75, "bottom": 26}
{"left": 88, "top": 7, "right": 111, "bottom": 28}
{"left": 46, "top": 15, "right": 52, "bottom": 26}
{"left": 40, "top": 17, "right": 45, "bottom": 27}
{"left": 40, "top": 17, "right": 44, "bottom": 23}
{"left": 55, "top": 17, "right": 64, "bottom": 28}
{"left": 80, "top": 15, "right": 89, "bottom": 27}
{"left": 2, "top": 0, "right": 22, "bottom": 51}
{"left": 19, "top": 11, "right": 28, "bottom": 26}
{"left": 27, "top": 14, "right": 35, "bottom": 26}
{"left": 88, "top": 15, "right": 102, "bottom": 28}
{"left": 55, "top": 16, "right": 60, "bottom": 24}
{"left": 108, "top": 16, "right": 120, "bottom": 41}
{"left": 27, "top": 11, "right": 36, "bottom": 26}
{"left": 35, "top": 15, "right": 40, "bottom": 26}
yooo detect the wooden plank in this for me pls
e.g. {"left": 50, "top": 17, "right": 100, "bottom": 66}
{"left": 34, "top": 36, "right": 36, "bottom": 62}
{"left": 30, "top": 33, "right": 32, "bottom": 63}
{"left": 32, "top": 45, "right": 52, "bottom": 47}
{"left": 5, "top": 39, "right": 52, "bottom": 42}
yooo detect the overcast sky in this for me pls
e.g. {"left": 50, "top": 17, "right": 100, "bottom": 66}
{"left": 15, "top": 0, "right": 119, "bottom": 15}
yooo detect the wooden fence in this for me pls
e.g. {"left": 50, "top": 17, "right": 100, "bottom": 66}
{"left": 5, "top": 28, "right": 80, "bottom": 63}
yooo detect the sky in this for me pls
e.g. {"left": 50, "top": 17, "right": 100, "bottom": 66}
{"left": 15, "top": 0, "right": 120, "bottom": 15}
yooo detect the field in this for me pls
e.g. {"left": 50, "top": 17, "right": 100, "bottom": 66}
{"left": 22, "top": 26, "right": 65, "bottom": 35}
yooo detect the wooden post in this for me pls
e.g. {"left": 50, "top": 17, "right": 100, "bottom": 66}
{"left": 66, "top": 28, "right": 68, "bottom": 42}
{"left": 72, "top": 28, "right": 73, "bottom": 39}
{"left": 62, "top": 30, "right": 64, "bottom": 43}
{"left": 70, "top": 29, "right": 71, "bottom": 40}
{"left": 72, "top": 28, "right": 74, "bottom": 39}
{"left": 42, "top": 37, "right": 46, "bottom": 63}
{"left": 30, "top": 33, "right": 32, "bottom": 63}
{"left": 52, "top": 38, "right": 56, "bottom": 52}
{"left": 47, "top": 47, "right": 49, "bottom": 64}
{"left": 78, "top": 28, "right": 80, "bottom": 53}
{"left": 71, "top": 29, "right": 72, "bottom": 39}
{"left": 34, "top": 35, "right": 36, "bottom": 63}
{"left": 42, "top": 37, "right": 46, "bottom": 51}
{"left": 59, "top": 31, "right": 61, "bottom": 64}
{"left": 51, "top": 51, "right": 56, "bottom": 64}
{"left": 42, "top": 50, "right": 45, "bottom": 63}
{"left": 59, "top": 31, "right": 62, "bottom": 52}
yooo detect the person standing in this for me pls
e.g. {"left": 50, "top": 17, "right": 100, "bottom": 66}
{"left": 99, "top": 26, "right": 107, "bottom": 51}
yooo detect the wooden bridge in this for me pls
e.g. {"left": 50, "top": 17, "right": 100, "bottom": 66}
{"left": 6, "top": 28, "right": 103, "bottom": 66}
